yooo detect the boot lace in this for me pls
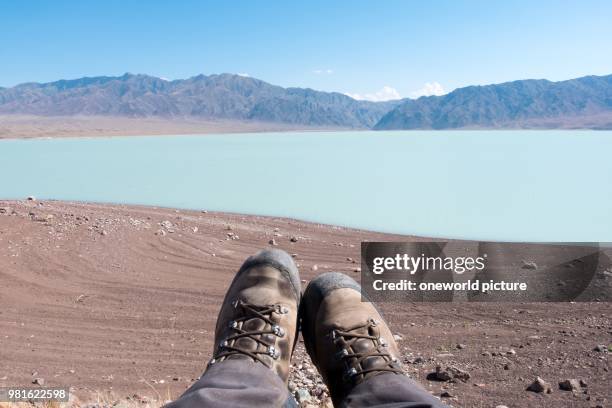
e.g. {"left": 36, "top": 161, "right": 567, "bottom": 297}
{"left": 332, "top": 318, "right": 403, "bottom": 380}
{"left": 211, "top": 299, "right": 288, "bottom": 368}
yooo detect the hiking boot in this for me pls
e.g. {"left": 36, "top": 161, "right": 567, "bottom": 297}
{"left": 207, "top": 248, "right": 301, "bottom": 383}
{"left": 300, "top": 272, "right": 404, "bottom": 405}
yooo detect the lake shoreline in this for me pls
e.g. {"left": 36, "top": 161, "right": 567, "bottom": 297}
{"left": 0, "top": 115, "right": 352, "bottom": 139}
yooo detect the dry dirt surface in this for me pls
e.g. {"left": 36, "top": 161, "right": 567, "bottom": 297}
{"left": 0, "top": 200, "right": 610, "bottom": 408}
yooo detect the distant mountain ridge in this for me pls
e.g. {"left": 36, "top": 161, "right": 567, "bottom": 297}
{"left": 374, "top": 74, "right": 612, "bottom": 130}
{"left": 0, "top": 73, "right": 398, "bottom": 129}
{"left": 1, "top": 73, "right": 611, "bottom": 130}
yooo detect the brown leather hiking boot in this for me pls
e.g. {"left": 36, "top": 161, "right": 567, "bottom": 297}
{"left": 300, "top": 272, "right": 404, "bottom": 405}
{"left": 207, "top": 249, "right": 301, "bottom": 383}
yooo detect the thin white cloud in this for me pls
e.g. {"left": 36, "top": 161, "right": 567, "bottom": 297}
{"left": 410, "top": 82, "right": 446, "bottom": 98}
{"left": 237, "top": 73, "right": 250, "bottom": 77}
{"left": 346, "top": 86, "right": 402, "bottom": 102}
{"left": 313, "top": 69, "right": 334, "bottom": 75}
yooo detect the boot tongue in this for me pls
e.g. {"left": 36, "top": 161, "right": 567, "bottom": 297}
{"left": 349, "top": 325, "right": 386, "bottom": 374}
{"left": 226, "top": 317, "right": 269, "bottom": 362}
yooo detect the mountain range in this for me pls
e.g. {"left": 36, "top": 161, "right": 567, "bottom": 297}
{"left": 1, "top": 73, "right": 611, "bottom": 130}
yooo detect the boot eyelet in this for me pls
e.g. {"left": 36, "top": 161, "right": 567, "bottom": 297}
{"left": 278, "top": 306, "right": 289, "bottom": 314}
{"left": 272, "top": 325, "right": 285, "bottom": 337}
{"left": 267, "top": 345, "right": 280, "bottom": 359}
{"left": 209, "top": 358, "right": 216, "bottom": 365}
{"left": 379, "top": 337, "right": 388, "bottom": 347}
{"left": 343, "top": 367, "right": 358, "bottom": 380}
{"left": 220, "top": 340, "right": 229, "bottom": 348}
{"left": 335, "top": 349, "right": 349, "bottom": 359}
{"left": 229, "top": 320, "right": 238, "bottom": 329}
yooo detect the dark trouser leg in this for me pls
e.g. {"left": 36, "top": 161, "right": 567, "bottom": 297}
{"left": 165, "top": 360, "right": 296, "bottom": 408}
{"left": 340, "top": 373, "right": 448, "bottom": 408}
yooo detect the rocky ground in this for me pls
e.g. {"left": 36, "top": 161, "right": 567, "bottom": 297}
{"left": 0, "top": 200, "right": 610, "bottom": 408}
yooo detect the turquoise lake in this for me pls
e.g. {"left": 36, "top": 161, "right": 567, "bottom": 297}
{"left": 1, "top": 130, "right": 611, "bottom": 241}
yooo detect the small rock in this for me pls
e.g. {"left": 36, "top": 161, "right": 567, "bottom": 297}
{"left": 311, "top": 264, "right": 318, "bottom": 271}
{"left": 521, "top": 260, "right": 538, "bottom": 270}
{"left": 290, "top": 236, "right": 298, "bottom": 243}
{"left": 593, "top": 345, "right": 608, "bottom": 352}
{"left": 32, "top": 377, "right": 45, "bottom": 385}
{"left": 27, "top": 196, "right": 36, "bottom": 201}
{"left": 294, "top": 389, "right": 311, "bottom": 404}
{"left": 440, "top": 391, "right": 453, "bottom": 398}
{"left": 434, "top": 367, "right": 452, "bottom": 382}
{"left": 68, "top": 369, "right": 76, "bottom": 374}
{"left": 506, "top": 349, "right": 516, "bottom": 356}
{"left": 447, "top": 366, "right": 470, "bottom": 382}
{"left": 579, "top": 379, "right": 587, "bottom": 388}
{"left": 101, "top": 230, "right": 108, "bottom": 236}
{"left": 527, "top": 376, "right": 552, "bottom": 394}
{"left": 558, "top": 379, "right": 580, "bottom": 391}
{"left": 269, "top": 238, "right": 278, "bottom": 246}
{"left": 432, "top": 365, "right": 470, "bottom": 382}
{"left": 456, "top": 343, "right": 467, "bottom": 350}
{"left": 393, "top": 333, "right": 404, "bottom": 342}
{"left": 160, "top": 220, "right": 173, "bottom": 229}
{"left": 495, "top": 405, "right": 509, "bottom": 408}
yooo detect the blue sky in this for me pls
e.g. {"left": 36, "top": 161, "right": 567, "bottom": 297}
{"left": 1, "top": 0, "right": 611, "bottom": 100}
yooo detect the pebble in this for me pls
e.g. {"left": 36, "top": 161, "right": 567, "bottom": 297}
{"left": 160, "top": 220, "right": 173, "bottom": 229}
{"left": 433, "top": 365, "right": 470, "bottom": 382}
{"left": 27, "top": 196, "right": 36, "bottom": 201}
{"left": 269, "top": 238, "right": 278, "bottom": 246}
{"left": 593, "top": 344, "right": 608, "bottom": 352}
{"left": 526, "top": 376, "right": 552, "bottom": 394}
{"left": 32, "top": 377, "right": 45, "bottom": 385}
{"left": 294, "top": 389, "right": 311, "bottom": 404}
{"left": 290, "top": 236, "right": 298, "bottom": 242}
{"left": 456, "top": 343, "right": 467, "bottom": 350}
{"left": 558, "top": 379, "right": 581, "bottom": 391}
{"left": 521, "top": 260, "right": 538, "bottom": 270}
{"left": 311, "top": 264, "right": 318, "bottom": 271}
{"left": 440, "top": 391, "right": 453, "bottom": 398}
{"left": 393, "top": 333, "right": 404, "bottom": 342}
